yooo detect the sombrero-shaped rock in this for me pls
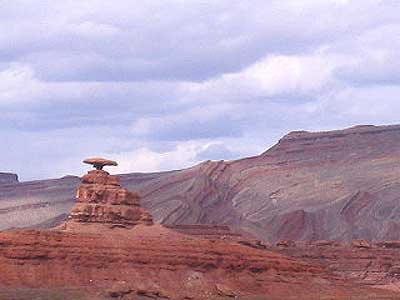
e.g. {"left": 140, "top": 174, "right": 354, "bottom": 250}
{"left": 83, "top": 158, "right": 118, "bottom": 170}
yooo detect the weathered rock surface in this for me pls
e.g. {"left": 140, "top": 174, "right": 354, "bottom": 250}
{"left": 83, "top": 157, "right": 118, "bottom": 170}
{"left": 0, "top": 172, "right": 18, "bottom": 185}
{"left": 0, "top": 176, "right": 79, "bottom": 230}
{"left": 0, "top": 226, "right": 399, "bottom": 300}
{"left": 3, "top": 124, "right": 400, "bottom": 242}
{"left": 2, "top": 155, "right": 400, "bottom": 299}
{"left": 68, "top": 169, "right": 153, "bottom": 227}
{"left": 121, "top": 124, "right": 400, "bottom": 242}
{"left": 163, "top": 224, "right": 246, "bottom": 239}
{"left": 267, "top": 239, "right": 400, "bottom": 292}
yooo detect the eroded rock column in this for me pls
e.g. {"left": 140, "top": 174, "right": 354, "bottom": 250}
{"left": 68, "top": 158, "right": 153, "bottom": 227}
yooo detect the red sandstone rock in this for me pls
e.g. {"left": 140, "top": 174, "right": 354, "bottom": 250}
{"left": 68, "top": 169, "right": 152, "bottom": 227}
{"left": 83, "top": 157, "right": 118, "bottom": 170}
{"left": 268, "top": 240, "right": 400, "bottom": 290}
{"left": 1, "top": 157, "right": 400, "bottom": 299}
{"left": 313, "top": 240, "right": 340, "bottom": 247}
{"left": 117, "top": 124, "right": 400, "bottom": 242}
{"left": 377, "top": 241, "right": 400, "bottom": 248}
{"left": 352, "top": 239, "right": 371, "bottom": 248}
{"left": 0, "top": 227, "right": 399, "bottom": 300}
{"left": 81, "top": 170, "right": 121, "bottom": 186}
{"left": 276, "top": 240, "right": 296, "bottom": 247}
{"left": 6, "top": 124, "right": 400, "bottom": 243}
{"left": 4, "top": 154, "right": 400, "bottom": 299}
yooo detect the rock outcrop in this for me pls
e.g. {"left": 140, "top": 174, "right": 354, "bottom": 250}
{"left": 83, "top": 157, "right": 118, "bottom": 170}
{"left": 1, "top": 157, "right": 400, "bottom": 299}
{"left": 4, "top": 124, "right": 400, "bottom": 242}
{"left": 0, "top": 176, "right": 79, "bottom": 231}
{"left": 68, "top": 161, "right": 153, "bottom": 228}
{"left": 268, "top": 239, "right": 400, "bottom": 291}
{"left": 0, "top": 172, "right": 18, "bottom": 185}
{"left": 119, "top": 124, "right": 400, "bottom": 242}
{"left": 1, "top": 227, "right": 399, "bottom": 300}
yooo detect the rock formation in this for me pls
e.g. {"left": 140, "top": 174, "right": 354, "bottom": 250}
{"left": 119, "top": 124, "right": 400, "bottom": 242}
{"left": 83, "top": 157, "right": 118, "bottom": 170}
{"left": 0, "top": 175, "right": 79, "bottom": 231}
{"left": 1, "top": 157, "right": 400, "bottom": 299}
{"left": 268, "top": 239, "right": 400, "bottom": 290}
{"left": 0, "top": 172, "right": 18, "bottom": 185}
{"left": 1, "top": 228, "right": 400, "bottom": 299}
{"left": 67, "top": 158, "right": 153, "bottom": 228}
{"left": 5, "top": 124, "right": 400, "bottom": 242}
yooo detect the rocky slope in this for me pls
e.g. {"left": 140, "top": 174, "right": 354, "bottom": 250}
{"left": 268, "top": 239, "right": 400, "bottom": 293}
{"left": 3, "top": 162, "right": 395, "bottom": 300}
{"left": 0, "top": 172, "right": 18, "bottom": 185}
{"left": 0, "top": 176, "right": 79, "bottom": 229}
{"left": 123, "top": 124, "right": 400, "bottom": 242}
{"left": 3, "top": 124, "right": 400, "bottom": 242}
{"left": 5, "top": 226, "right": 400, "bottom": 300}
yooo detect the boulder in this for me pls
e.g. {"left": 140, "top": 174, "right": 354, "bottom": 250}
{"left": 351, "top": 239, "right": 371, "bottom": 249}
{"left": 276, "top": 240, "right": 296, "bottom": 248}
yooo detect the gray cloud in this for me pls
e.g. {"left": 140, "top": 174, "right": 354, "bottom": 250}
{"left": 3, "top": 1, "right": 396, "bottom": 82}
{"left": 195, "top": 143, "right": 241, "bottom": 161}
{"left": 333, "top": 24, "right": 400, "bottom": 85}
{"left": 2, "top": 0, "right": 400, "bottom": 180}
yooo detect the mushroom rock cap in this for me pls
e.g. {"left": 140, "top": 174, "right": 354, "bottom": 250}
{"left": 83, "top": 158, "right": 118, "bottom": 170}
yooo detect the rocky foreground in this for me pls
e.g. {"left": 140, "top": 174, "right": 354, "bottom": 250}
{"left": 268, "top": 239, "right": 400, "bottom": 292}
{"left": 1, "top": 161, "right": 400, "bottom": 299}
{"left": 3, "top": 227, "right": 400, "bottom": 300}
{"left": 3, "top": 124, "right": 400, "bottom": 242}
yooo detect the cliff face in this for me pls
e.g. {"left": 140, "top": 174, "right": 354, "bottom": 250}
{"left": 0, "top": 172, "right": 372, "bottom": 300}
{"left": 2, "top": 124, "right": 400, "bottom": 242}
{"left": 269, "top": 239, "right": 400, "bottom": 292}
{"left": 3, "top": 126, "right": 400, "bottom": 298}
{"left": 0, "top": 176, "right": 79, "bottom": 230}
{"left": 0, "top": 172, "right": 18, "bottom": 185}
{"left": 1, "top": 227, "right": 399, "bottom": 300}
{"left": 122, "top": 124, "right": 400, "bottom": 242}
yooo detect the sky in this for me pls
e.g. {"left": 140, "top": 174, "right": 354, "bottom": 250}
{"left": 1, "top": 0, "right": 400, "bottom": 180}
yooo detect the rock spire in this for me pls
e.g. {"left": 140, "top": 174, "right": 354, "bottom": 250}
{"left": 67, "top": 158, "right": 153, "bottom": 228}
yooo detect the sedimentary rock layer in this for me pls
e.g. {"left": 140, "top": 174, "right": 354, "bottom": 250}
{"left": 0, "top": 176, "right": 79, "bottom": 230}
{"left": 0, "top": 226, "right": 398, "bottom": 300}
{"left": 122, "top": 124, "right": 400, "bottom": 242}
{"left": 3, "top": 124, "right": 400, "bottom": 241}
{"left": 268, "top": 239, "right": 400, "bottom": 292}
{"left": 68, "top": 169, "right": 153, "bottom": 227}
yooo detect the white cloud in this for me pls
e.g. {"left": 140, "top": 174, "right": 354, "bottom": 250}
{"left": 113, "top": 142, "right": 203, "bottom": 174}
{"left": 0, "top": 64, "right": 43, "bottom": 103}
{"left": 222, "top": 52, "right": 339, "bottom": 97}
{"left": 2, "top": 0, "right": 400, "bottom": 179}
{"left": 321, "top": 85, "right": 400, "bottom": 122}
{"left": 334, "top": 24, "right": 400, "bottom": 85}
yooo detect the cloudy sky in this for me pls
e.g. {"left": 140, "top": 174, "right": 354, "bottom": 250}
{"left": 1, "top": 0, "right": 400, "bottom": 180}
